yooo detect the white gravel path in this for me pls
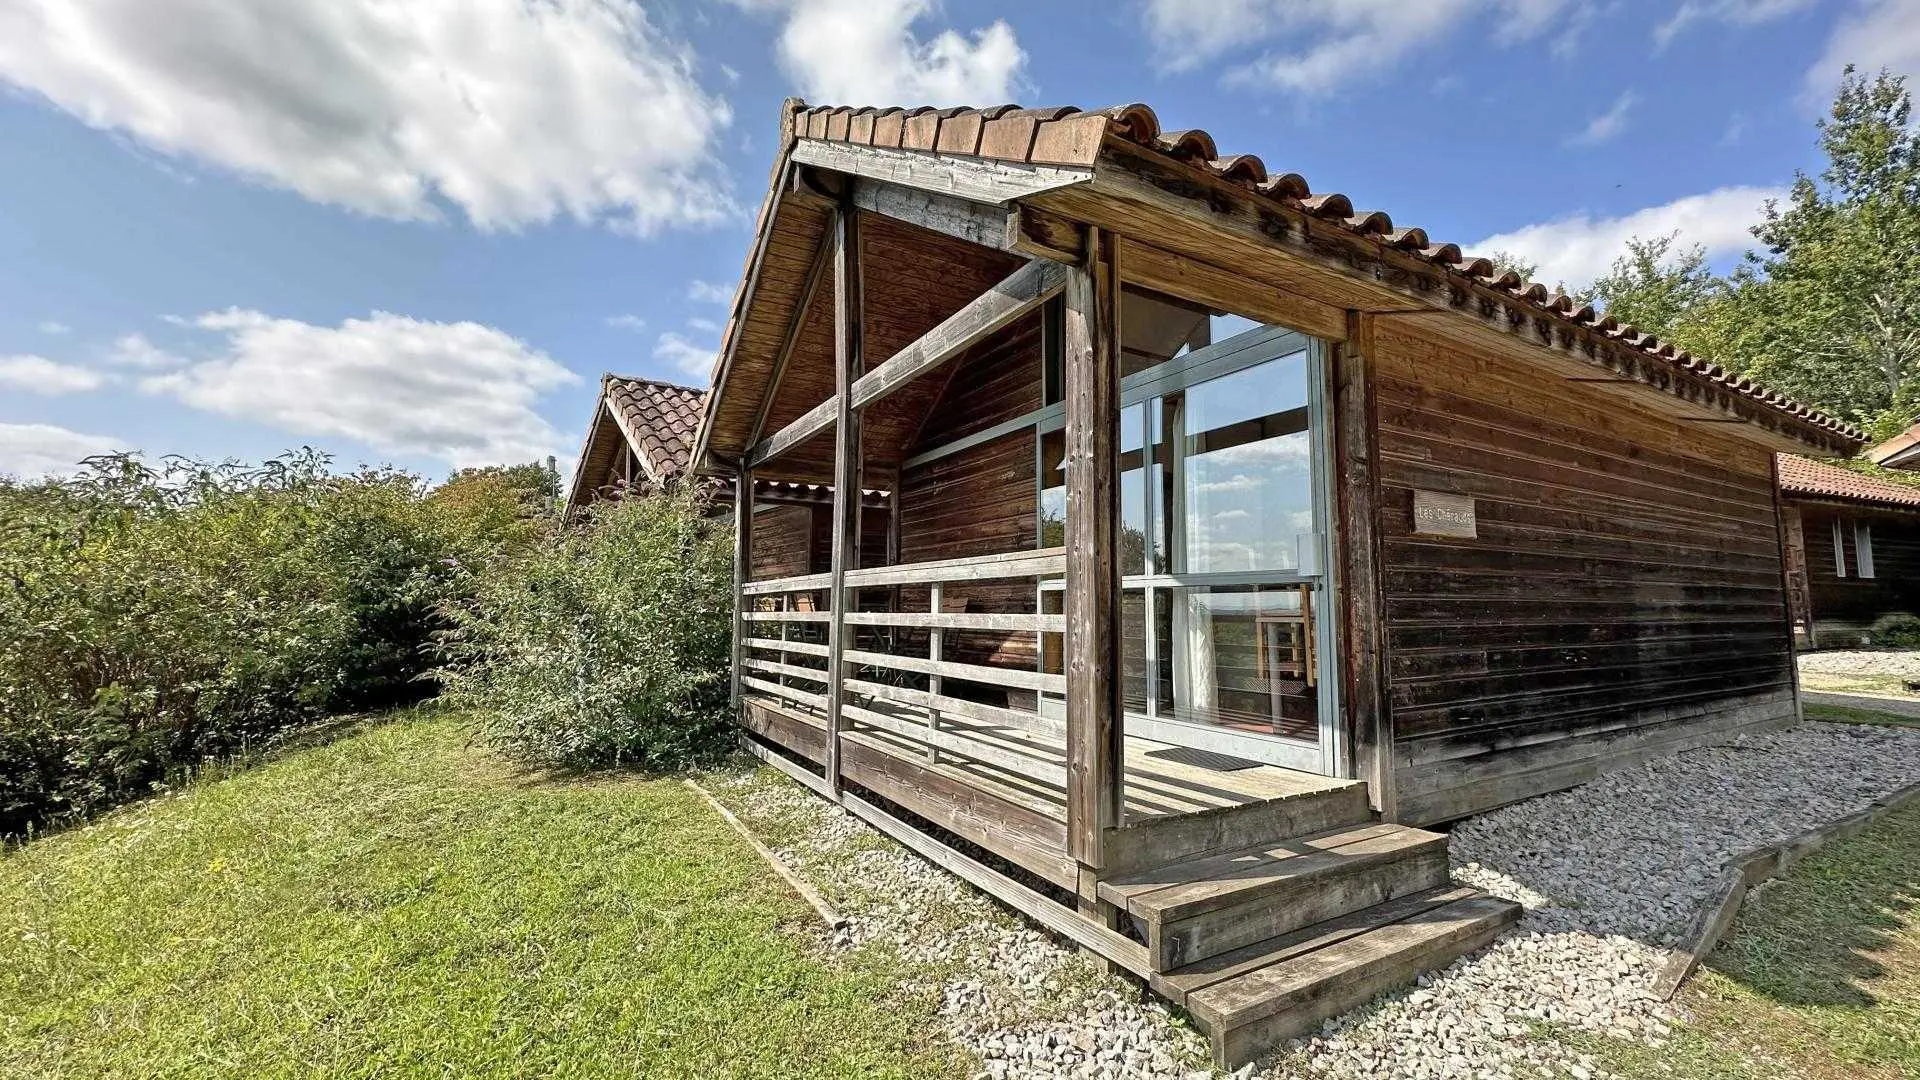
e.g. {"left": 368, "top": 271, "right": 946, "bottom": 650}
{"left": 1797, "top": 647, "right": 1920, "bottom": 676}
{"left": 713, "top": 719, "right": 1920, "bottom": 1079}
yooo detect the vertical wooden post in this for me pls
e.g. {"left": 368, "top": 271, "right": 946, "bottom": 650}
{"left": 824, "top": 204, "right": 863, "bottom": 797}
{"left": 1334, "top": 310, "right": 1396, "bottom": 820}
{"left": 731, "top": 467, "right": 753, "bottom": 708}
{"left": 1770, "top": 454, "right": 1806, "bottom": 721}
{"left": 927, "top": 581, "right": 943, "bottom": 764}
{"left": 1064, "top": 229, "right": 1122, "bottom": 868}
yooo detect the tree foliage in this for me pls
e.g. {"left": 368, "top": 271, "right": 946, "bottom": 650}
{"left": 435, "top": 488, "right": 735, "bottom": 771}
{"left": 1576, "top": 69, "right": 1920, "bottom": 437}
{"left": 0, "top": 451, "right": 552, "bottom": 835}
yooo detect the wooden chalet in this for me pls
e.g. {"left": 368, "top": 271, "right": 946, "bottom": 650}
{"left": 688, "top": 99, "right": 1865, "bottom": 1065}
{"left": 564, "top": 374, "right": 888, "bottom": 557}
{"left": 1778, "top": 454, "right": 1920, "bottom": 648}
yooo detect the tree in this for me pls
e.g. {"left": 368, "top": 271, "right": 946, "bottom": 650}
{"left": 1709, "top": 68, "right": 1920, "bottom": 433}
{"left": 1483, "top": 250, "right": 1539, "bottom": 282}
{"left": 1574, "top": 232, "right": 1722, "bottom": 338}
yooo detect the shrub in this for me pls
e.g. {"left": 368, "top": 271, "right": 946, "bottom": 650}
{"left": 0, "top": 451, "right": 553, "bottom": 835}
{"left": 436, "top": 488, "right": 735, "bottom": 770}
{"left": 1869, "top": 613, "right": 1920, "bottom": 648}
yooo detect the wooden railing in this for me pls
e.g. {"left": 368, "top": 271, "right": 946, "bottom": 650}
{"left": 737, "top": 547, "right": 1069, "bottom": 790}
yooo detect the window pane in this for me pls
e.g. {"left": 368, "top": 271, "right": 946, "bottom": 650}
{"left": 1121, "top": 404, "right": 1148, "bottom": 575}
{"left": 1169, "top": 584, "right": 1318, "bottom": 742}
{"left": 1039, "top": 428, "right": 1065, "bottom": 549}
{"left": 1174, "top": 349, "right": 1316, "bottom": 573}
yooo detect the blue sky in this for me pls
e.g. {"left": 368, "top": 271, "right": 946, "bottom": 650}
{"left": 1, "top": 0, "right": 1914, "bottom": 481}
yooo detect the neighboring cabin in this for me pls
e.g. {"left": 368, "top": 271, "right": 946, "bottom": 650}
{"left": 1778, "top": 453, "right": 1920, "bottom": 648}
{"left": 593, "top": 98, "right": 1864, "bottom": 1065}
{"left": 564, "top": 373, "right": 888, "bottom": 579}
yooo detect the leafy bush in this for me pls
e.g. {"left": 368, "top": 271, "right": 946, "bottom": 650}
{"left": 0, "top": 451, "right": 554, "bottom": 835}
{"left": 1869, "top": 613, "right": 1920, "bottom": 648}
{"left": 436, "top": 488, "right": 735, "bottom": 771}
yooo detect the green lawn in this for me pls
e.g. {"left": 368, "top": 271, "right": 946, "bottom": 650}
{"left": 0, "top": 712, "right": 958, "bottom": 1079}
{"left": 1583, "top": 796, "right": 1920, "bottom": 1079}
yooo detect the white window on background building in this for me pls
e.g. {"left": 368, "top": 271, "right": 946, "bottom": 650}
{"left": 1856, "top": 521, "right": 1876, "bottom": 579}
{"left": 1834, "top": 518, "right": 1849, "bottom": 578}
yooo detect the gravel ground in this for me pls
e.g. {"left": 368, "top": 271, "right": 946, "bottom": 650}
{"left": 1797, "top": 648, "right": 1920, "bottom": 676}
{"left": 710, "top": 720, "right": 1920, "bottom": 1079}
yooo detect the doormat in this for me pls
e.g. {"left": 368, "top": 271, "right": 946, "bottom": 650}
{"left": 1145, "top": 746, "right": 1264, "bottom": 772}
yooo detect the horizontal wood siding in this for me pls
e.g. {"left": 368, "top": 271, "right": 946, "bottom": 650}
{"left": 895, "top": 318, "right": 1044, "bottom": 671}
{"left": 749, "top": 504, "right": 815, "bottom": 582}
{"left": 1372, "top": 320, "right": 1797, "bottom": 823}
{"left": 1798, "top": 503, "right": 1920, "bottom": 645}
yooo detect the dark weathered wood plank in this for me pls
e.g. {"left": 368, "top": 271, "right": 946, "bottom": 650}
{"left": 1063, "top": 231, "right": 1122, "bottom": 867}
{"left": 731, "top": 466, "right": 753, "bottom": 707}
{"left": 1335, "top": 311, "right": 1394, "bottom": 819}
{"left": 1121, "top": 238, "right": 1347, "bottom": 343}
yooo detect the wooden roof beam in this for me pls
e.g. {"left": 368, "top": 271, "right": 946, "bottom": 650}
{"left": 745, "top": 255, "right": 1067, "bottom": 469}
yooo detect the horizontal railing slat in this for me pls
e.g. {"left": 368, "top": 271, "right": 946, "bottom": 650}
{"left": 844, "top": 648, "right": 1065, "bottom": 695}
{"left": 842, "top": 703, "right": 1068, "bottom": 786}
{"left": 843, "top": 611, "right": 1064, "bottom": 632}
{"left": 843, "top": 677, "right": 1066, "bottom": 739}
{"left": 741, "top": 571, "right": 833, "bottom": 597}
{"left": 744, "top": 657, "right": 830, "bottom": 682}
{"left": 742, "top": 675, "right": 828, "bottom": 710}
{"left": 743, "top": 610, "right": 833, "bottom": 623}
{"left": 842, "top": 547, "right": 1065, "bottom": 588}
{"left": 745, "top": 637, "right": 830, "bottom": 658}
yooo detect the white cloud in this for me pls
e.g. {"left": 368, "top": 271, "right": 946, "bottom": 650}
{"left": 687, "top": 279, "right": 733, "bottom": 303}
{"left": 0, "top": 354, "right": 107, "bottom": 395}
{"left": 1143, "top": 0, "right": 1588, "bottom": 93}
{"left": 37, "top": 320, "right": 70, "bottom": 335}
{"left": 743, "top": 0, "right": 1026, "bottom": 105}
{"left": 1567, "top": 91, "right": 1636, "bottom": 147}
{"left": 142, "top": 309, "right": 579, "bottom": 467}
{"left": 1656, "top": 0, "right": 1815, "bottom": 52}
{"left": 0, "top": 0, "right": 734, "bottom": 235}
{"left": 107, "top": 333, "right": 187, "bottom": 369}
{"left": 605, "top": 314, "right": 649, "bottom": 332}
{"left": 1806, "top": 0, "right": 1920, "bottom": 99}
{"left": 654, "top": 330, "right": 717, "bottom": 378}
{"left": 1469, "top": 186, "right": 1785, "bottom": 292}
{"left": 0, "top": 423, "right": 124, "bottom": 479}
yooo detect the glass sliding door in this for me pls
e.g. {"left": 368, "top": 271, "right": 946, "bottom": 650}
{"left": 1038, "top": 285, "right": 1343, "bottom": 775}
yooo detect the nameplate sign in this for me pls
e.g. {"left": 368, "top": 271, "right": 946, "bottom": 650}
{"left": 1413, "top": 490, "right": 1477, "bottom": 538}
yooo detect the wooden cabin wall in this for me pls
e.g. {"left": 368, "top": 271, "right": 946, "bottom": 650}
{"left": 894, "top": 318, "right": 1045, "bottom": 670}
{"left": 1796, "top": 503, "right": 1920, "bottom": 646}
{"left": 749, "top": 504, "right": 815, "bottom": 582}
{"left": 1369, "top": 319, "right": 1799, "bottom": 824}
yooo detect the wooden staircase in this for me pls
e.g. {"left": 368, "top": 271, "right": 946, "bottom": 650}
{"left": 1098, "top": 792, "right": 1522, "bottom": 1067}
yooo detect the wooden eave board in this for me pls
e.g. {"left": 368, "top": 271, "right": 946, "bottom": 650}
{"left": 1034, "top": 135, "right": 1852, "bottom": 458}
{"left": 705, "top": 192, "right": 836, "bottom": 465}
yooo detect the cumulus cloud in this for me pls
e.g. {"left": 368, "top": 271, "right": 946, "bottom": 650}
{"left": 0, "top": 354, "right": 107, "bottom": 395}
{"left": 1469, "top": 186, "right": 1784, "bottom": 292}
{"left": 741, "top": 0, "right": 1026, "bottom": 105}
{"left": 1143, "top": 0, "right": 1588, "bottom": 92}
{"left": 0, "top": 423, "right": 124, "bottom": 479}
{"left": 37, "top": 320, "right": 70, "bottom": 335}
{"left": 142, "top": 309, "right": 579, "bottom": 467}
{"left": 1655, "top": 0, "right": 1815, "bottom": 52}
{"left": 1567, "top": 91, "right": 1636, "bottom": 147}
{"left": 605, "top": 314, "right": 649, "bottom": 332}
{"left": 687, "top": 279, "right": 734, "bottom": 303}
{"left": 107, "top": 333, "right": 187, "bottom": 369}
{"left": 1806, "top": 0, "right": 1920, "bottom": 99}
{"left": 0, "top": 0, "right": 734, "bottom": 235}
{"left": 654, "top": 330, "right": 717, "bottom": 378}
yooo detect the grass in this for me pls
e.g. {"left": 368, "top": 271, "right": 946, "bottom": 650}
{"left": 1799, "top": 670, "right": 1918, "bottom": 698}
{"left": 1806, "top": 701, "right": 1920, "bottom": 728}
{"left": 0, "top": 710, "right": 960, "bottom": 1080}
{"left": 1580, "top": 794, "right": 1920, "bottom": 1078}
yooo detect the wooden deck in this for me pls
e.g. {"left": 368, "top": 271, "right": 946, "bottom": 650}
{"left": 739, "top": 693, "right": 1364, "bottom": 889}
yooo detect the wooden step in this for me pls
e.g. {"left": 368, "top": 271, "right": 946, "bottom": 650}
{"left": 1098, "top": 782, "right": 1374, "bottom": 877}
{"left": 1099, "top": 823, "right": 1452, "bottom": 969}
{"left": 1176, "top": 888, "right": 1523, "bottom": 1068}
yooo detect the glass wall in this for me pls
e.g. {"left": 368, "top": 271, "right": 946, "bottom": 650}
{"left": 1037, "top": 284, "right": 1337, "bottom": 771}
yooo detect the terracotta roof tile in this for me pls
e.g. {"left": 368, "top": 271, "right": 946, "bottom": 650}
{"left": 1779, "top": 454, "right": 1920, "bottom": 509}
{"left": 785, "top": 98, "right": 1863, "bottom": 447}
{"left": 603, "top": 375, "right": 705, "bottom": 481}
